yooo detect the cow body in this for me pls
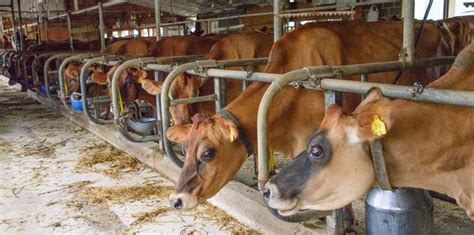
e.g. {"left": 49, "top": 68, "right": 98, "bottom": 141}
{"left": 166, "top": 19, "right": 465, "bottom": 210}
{"left": 264, "top": 43, "right": 474, "bottom": 219}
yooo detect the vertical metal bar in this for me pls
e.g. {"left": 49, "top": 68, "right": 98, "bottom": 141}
{"left": 10, "top": 0, "right": 18, "bottom": 51}
{"left": 154, "top": 0, "right": 161, "bottom": 41}
{"left": 401, "top": 0, "right": 414, "bottom": 65}
{"left": 36, "top": 16, "right": 41, "bottom": 44}
{"left": 273, "top": 0, "right": 281, "bottom": 42}
{"left": 98, "top": 2, "right": 105, "bottom": 52}
{"left": 214, "top": 77, "right": 224, "bottom": 112}
{"left": 44, "top": 18, "right": 49, "bottom": 42}
{"left": 16, "top": 0, "right": 24, "bottom": 51}
{"left": 361, "top": 74, "right": 368, "bottom": 99}
{"left": 155, "top": 70, "right": 165, "bottom": 150}
{"left": 66, "top": 12, "right": 74, "bottom": 51}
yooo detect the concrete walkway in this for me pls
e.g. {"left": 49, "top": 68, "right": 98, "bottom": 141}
{"left": 0, "top": 81, "right": 254, "bottom": 234}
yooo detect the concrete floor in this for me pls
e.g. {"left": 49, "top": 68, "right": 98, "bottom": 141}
{"left": 1, "top": 79, "right": 473, "bottom": 234}
{"left": 0, "top": 81, "right": 253, "bottom": 234}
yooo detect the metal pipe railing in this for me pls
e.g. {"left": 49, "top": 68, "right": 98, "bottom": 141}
{"left": 58, "top": 52, "right": 102, "bottom": 112}
{"left": 402, "top": 0, "right": 415, "bottom": 64}
{"left": 79, "top": 55, "right": 114, "bottom": 125}
{"left": 111, "top": 55, "right": 205, "bottom": 144}
{"left": 256, "top": 56, "right": 456, "bottom": 191}
{"left": 44, "top": 53, "right": 73, "bottom": 102}
{"left": 159, "top": 58, "right": 271, "bottom": 167}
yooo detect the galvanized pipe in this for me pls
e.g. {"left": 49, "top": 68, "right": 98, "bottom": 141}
{"left": 160, "top": 62, "right": 200, "bottom": 167}
{"left": 16, "top": 0, "right": 23, "bottom": 51}
{"left": 66, "top": 12, "right": 74, "bottom": 51}
{"left": 44, "top": 18, "right": 49, "bottom": 42}
{"left": 154, "top": 0, "right": 161, "bottom": 41}
{"left": 321, "top": 79, "right": 474, "bottom": 106}
{"left": 98, "top": 2, "right": 105, "bottom": 52}
{"left": 170, "top": 94, "right": 216, "bottom": 106}
{"left": 44, "top": 53, "right": 72, "bottom": 102}
{"left": 58, "top": 53, "right": 102, "bottom": 112}
{"left": 157, "top": 58, "right": 272, "bottom": 167}
{"left": 256, "top": 56, "right": 456, "bottom": 190}
{"left": 79, "top": 56, "right": 113, "bottom": 124}
{"left": 273, "top": 0, "right": 281, "bottom": 42}
{"left": 402, "top": 0, "right": 415, "bottom": 64}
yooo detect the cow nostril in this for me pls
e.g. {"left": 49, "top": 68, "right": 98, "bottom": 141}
{"left": 170, "top": 198, "right": 183, "bottom": 210}
{"left": 263, "top": 188, "right": 271, "bottom": 200}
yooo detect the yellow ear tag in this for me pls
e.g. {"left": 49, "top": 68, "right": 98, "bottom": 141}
{"left": 371, "top": 115, "right": 387, "bottom": 137}
{"left": 229, "top": 127, "right": 237, "bottom": 142}
{"left": 136, "top": 75, "right": 144, "bottom": 84}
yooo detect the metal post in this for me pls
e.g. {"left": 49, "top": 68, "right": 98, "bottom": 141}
{"left": 214, "top": 77, "right": 224, "bottom": 111}
{"left": 44, "top": 17, "right": 49, "bottom": 42}
{"left": 36, "top": 16, "right": 41, "bottom": 44}
{"left": 273, "top": 0, "right": 281, "bottom": 42}
{"left": 16, "top": 0, "right": 23, "bottom": 51}
{"left": 401, "top": 0, "right": 414, "bottom": 64}
{"left": 10, "top": 0, "right": 18, "bottom": 51}
{"left": 98, "top": 2, "right": 105, "bottom": 52}
{"left": 66, "top": 12, "right": 74, "bottom": 51}
{"left": 154, "top": 0, "right": 161, "bottom": 41}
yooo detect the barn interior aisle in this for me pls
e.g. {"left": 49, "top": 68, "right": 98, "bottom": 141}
{"left": 0, "top": 78, "right": 253, "bottom": 234}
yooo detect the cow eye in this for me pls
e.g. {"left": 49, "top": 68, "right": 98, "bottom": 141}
{"left": 309, "top": 145, "right": 324, "bottom": 159}
{"left": 202, "top": 148, "right": 215, "bottom": 161}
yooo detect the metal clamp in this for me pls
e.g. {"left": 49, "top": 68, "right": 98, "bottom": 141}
{"left": 411, "top": 82, "right": 424, "bottom": 97}
{"left": 194, "top": 60, "right": 218, "bottom": 75}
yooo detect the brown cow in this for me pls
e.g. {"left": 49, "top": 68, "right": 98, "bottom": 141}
{"left": 141, "top": 32, "right": 273, "bottom": 124}
{"left": 263, "top": 43, "right": 474, "bottom": 220}
{"left": 165, "top": 20, "right": 461, "bottom": 211}
{"left": 92, "top": 35, "right": 224, "bottom": 110}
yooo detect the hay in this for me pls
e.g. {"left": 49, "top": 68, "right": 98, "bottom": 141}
{"left": 131, "top": 207, "right": 173, "bottom": 226}
{"left": 195, "top": 202, "right": 259, "bottom": 234}
{"left": 16, "top": 138, "right": 67, "bottom": 157}
{"left": 75, "top": 143, "right": 142, "bottom": 178}
{"left": 77, "top": 185, "right": 175, "bottom": 205}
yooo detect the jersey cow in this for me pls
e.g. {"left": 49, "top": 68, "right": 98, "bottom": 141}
{"left": 91, "top": 35, "right": 224, "bottom": 110}
{"left": 165, "top": 20, "right": 464, "bottom": 211}
{"left": 141, "top": 32, "right": 273, "bottom": 125}
{"left": 263, "top": 43, "right": 474, "bottom": 220}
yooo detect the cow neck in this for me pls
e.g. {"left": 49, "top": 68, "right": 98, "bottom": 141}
{"left": 381, "top": 63, "right": 474, "bottom": 214}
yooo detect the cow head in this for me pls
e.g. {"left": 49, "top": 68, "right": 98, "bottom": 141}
{"left": 141, "top": 73, "right": 206, "bottom": 125}
{"left": 264, "top": 90, "right": 393, "bottom": 216}
{"left": 168, "top": 113, "right": 248, "bottom": 210}
{"left": 92, "top": 64, "right": 152, "bottom": 110}
{"left": 64, "top": 62, "right": 83, "bottom": 93}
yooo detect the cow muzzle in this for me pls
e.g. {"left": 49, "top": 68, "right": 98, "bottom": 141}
{"left": 263, "top": 182, "right": 299, "bottom": 216}
{"left": 169, "top": 192, "right": 198, "bottom": 210}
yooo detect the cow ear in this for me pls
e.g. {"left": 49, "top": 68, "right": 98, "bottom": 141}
{"left": 91, "top": 71, "right": 108, "bottom": 85}
{"left": 219, "top": 117, "right": 239, "bottom": 143}
{"left": 141, "top": 79, "right": 163, "bottom": 95}
{"left": 354, "top": 93, "right": 393, "bottom": 142}
{"left": 166, "top": 124, "right": 191, "bottom": 144}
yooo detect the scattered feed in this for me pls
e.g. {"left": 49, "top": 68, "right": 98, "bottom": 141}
{"left": 75, "top": 143, "right": 142, "bottom": 178}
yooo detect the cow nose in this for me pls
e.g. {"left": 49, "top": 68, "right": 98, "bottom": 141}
{"left": 263, "top": 187, "right": 271, "bottom": 201}
{"left": 170, "top": 198, "right": 183, "bottom": 210}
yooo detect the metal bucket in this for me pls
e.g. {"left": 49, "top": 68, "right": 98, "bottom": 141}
{"left": 365, "top": 187, "right": 433, "bottom": 235}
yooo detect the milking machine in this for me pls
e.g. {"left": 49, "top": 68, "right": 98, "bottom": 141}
{"left": 110, "top": 55, "right": 205, "bottom": 144}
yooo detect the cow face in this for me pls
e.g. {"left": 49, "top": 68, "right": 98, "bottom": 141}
{"left": 264, "top": 91, "right": 392, "bottom": 216}
{"left": 92, "top": 64, "right": 148, "bottom": 110}
{"left": 167, "top": 113, "right": 247, "bottom": 210}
